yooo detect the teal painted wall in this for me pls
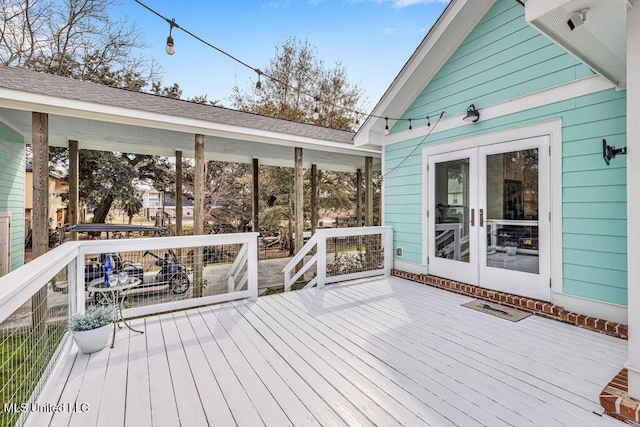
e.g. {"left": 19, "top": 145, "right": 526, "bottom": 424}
{"left": 0, "top": 121, "right": 25, "bottom": 271}
{"left": 385, "top": 0, "right": 628, "bottom": 306}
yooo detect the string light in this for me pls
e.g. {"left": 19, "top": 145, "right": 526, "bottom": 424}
{"left": 427, "top": 116, "right": 430, "bottom": 127}
{"left": 134, "top": 0, "right": 445, "bottom": 129}
{"left": 166, "top": 18, "right": 176, "bottom": 55}
{"left": 384, "top": 117, "right": 389, "bottom": 135}
{"left": 313, "top": 102, "right": 320, "bottom": 120}
{"left": 254, "top": 70, "right": 262, "bottom": 96}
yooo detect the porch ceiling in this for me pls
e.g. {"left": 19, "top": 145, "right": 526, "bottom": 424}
{"left": 0, "top": 66, "right": 380, "bottom": 172}
{"left": 0, "top": 107, "right": 375, "bottom": 172}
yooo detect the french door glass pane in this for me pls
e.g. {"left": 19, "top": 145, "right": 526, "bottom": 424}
{"left": 434, "top": 159, "right": 469, "bottom": 262}
{"left": 485, "top": 149, "right": 539, "bottom": 274}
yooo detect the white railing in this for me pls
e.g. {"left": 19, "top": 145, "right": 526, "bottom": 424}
{"left": 0, "top": 233, "right": 259, "bottom": 427}
{"left": 76, "top": 233, "right": 259, "bottom": 318}
{"left": 283, "top": 226, "right": 393, "bottom": 292}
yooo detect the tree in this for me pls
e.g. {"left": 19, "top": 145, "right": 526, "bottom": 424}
{"left": 230, "top": 37, "right": 366, "bottom": 132}
{"left": 1, "top": 0, "right": 159, "bottom": 88}
{"left": 118, "top": 190, "right": 143, "bottom": 224}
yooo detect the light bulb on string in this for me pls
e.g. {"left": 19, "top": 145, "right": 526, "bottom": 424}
{"left": 408, "top": 118, "right": 412, "bottom": 132}
{"left": 313, "top": 97, "right": 320, "bottom": 120}
{"left": 384, "top": 117, "right": 389, "bottom": 135}
{"left": 427, "top": 116, "right": 430, "bottom": 127}
{"left": 254, "top": 71, "right": 262, "bottom": 96}
{"left": 165, "top": 18, "right": 176, "bottom": 55}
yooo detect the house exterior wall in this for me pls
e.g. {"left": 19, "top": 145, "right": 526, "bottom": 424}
{"left": 0, "top": 121, "right": 25, "bottom": 271}
{"left": 384, "top": 0, "right": 627, "bottom": 307}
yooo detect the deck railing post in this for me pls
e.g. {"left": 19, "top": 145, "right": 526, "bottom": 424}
{"left": 67, "top": 256, "right": 78, "bottom": 318}
{"left": 248, "top": 235, "right": 258, "bottom": 301}
{"left": 316, "top": 231, "right": 327, "bottom": 289}
{"left": 383, "top": 227, "right": 393, "bottom": 276}
{"left": 75, "top": 250, "right": 85, "bottom": 314}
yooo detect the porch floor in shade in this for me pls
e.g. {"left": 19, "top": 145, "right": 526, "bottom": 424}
{"left": 32, "top": 276, "right": 627, "bottom": 426}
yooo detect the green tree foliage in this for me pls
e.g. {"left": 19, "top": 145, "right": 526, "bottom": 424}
{"left": 230, "top": 37, "right": 366, "bottom": 132}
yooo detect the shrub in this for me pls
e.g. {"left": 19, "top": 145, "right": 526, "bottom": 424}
{"left": 69, "top": 305, "right": 115, "bottom": 332}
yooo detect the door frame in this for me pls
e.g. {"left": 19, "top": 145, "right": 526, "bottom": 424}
{"left": 421, "top": 119, "right": 562, "bottom": 302}
{"left": 427, "top": 148, "right": 478, "bottom": 286}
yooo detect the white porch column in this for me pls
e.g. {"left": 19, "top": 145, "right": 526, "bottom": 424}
{"left": 627, "top": 4, "right": 640, "bottom": 400}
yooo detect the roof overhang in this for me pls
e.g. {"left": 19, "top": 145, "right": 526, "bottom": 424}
{"left": 354, "top": 0, "right": 494, "bottom": 147}
{"left": 0, "top": 87, "right": 380, "bottom": 173}
{"left": 524, "top": 0, "right": 631, "bottom": 89}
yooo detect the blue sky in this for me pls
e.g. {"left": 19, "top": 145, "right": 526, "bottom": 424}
{"left": 113, "top": 0, "right": 448, "bottom": 110}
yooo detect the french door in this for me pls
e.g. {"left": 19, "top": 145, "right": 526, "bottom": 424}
{"left": 427, "top": 136, "right": 550, "bottom": 301}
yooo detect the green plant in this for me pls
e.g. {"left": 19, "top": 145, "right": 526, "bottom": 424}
{"left": 505, "top": 241, "right": 518, "bottom": 247}
{"left": 69, "top": 306, "right": 115, "bottom": 332}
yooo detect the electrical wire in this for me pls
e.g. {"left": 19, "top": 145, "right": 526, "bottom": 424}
{"left": 132, "top": 0, "right": 443, "bottom": 126}
{"left": 381, "top": 111, "right": 444, "bottom": 180}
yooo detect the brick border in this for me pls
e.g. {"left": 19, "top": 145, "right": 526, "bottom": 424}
{"left": 599, "top": 369, "right": 640, "bottom": 424}
{"left": 391, "top": 270, "right": 628, "bottom": 339}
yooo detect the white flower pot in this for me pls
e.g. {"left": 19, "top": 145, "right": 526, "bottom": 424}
{"left": 505, "top": 246, "right": 517, "bottom": 256}
{"left": 72, "top": 323, "right": 112, "bottom": 354}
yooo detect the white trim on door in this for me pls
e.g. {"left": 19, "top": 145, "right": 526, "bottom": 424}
{"left": 421, "top": 119, "right": 562, "bottom": 302}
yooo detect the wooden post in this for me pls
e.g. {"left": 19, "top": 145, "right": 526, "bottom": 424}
{"left": 31, "top": 112, "right": 48, "bottom": 329}
{"left": 68, "top": 140, "right": 79, "bottom": 241}
{"left": 193, "top": 135, "right": 205, "bottom": 297}
{"left": 175, "top": 150, "right": 183, "bottom": 236}
{"left": 252, "top": 158, "right": 259, "bottom": 233}
{"left": 365, "top": 156, "right": 373, "bottom": 226}
{"left": 311, "top": 164, "right": 318, "bottom": 236}
{"left": 356, "top": 168, "right": 363, "bottom": 227}
{"left": 294, "top": 148, "right": 304, "bottom": 253}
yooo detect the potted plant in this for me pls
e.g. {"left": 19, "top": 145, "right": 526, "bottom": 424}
{"left": 69, "top": 305, "right": 115, "bottom": 354}
{"left": 505, "top": 241, "right": 518, "bottom": 256}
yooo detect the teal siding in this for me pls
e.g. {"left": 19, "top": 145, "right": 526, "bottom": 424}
{"left": 391, "top": 0, "right": 590, "bottom": 133}
{"left": 385, "top": 0, "right": 627, "bottom": 305}
{"left": 0, "top": 121, "right": 25, "bottom": 271}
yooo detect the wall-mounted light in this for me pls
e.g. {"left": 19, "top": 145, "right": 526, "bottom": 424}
{"left": 463, "top": 104, "right": 480, "bottom": 123}
{"left": 603, "top": 139, "right": 627, "bottom": 165}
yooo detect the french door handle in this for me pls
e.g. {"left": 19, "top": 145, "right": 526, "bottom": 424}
{"left": 479, "top": 209, "right": 484, "bottom": 227}
{"left": 470, "top": 209, "right": 475, "bottom": 226}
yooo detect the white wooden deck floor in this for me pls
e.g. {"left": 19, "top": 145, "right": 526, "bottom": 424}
{"left": 33, "top": 276, "right": 627, "bottom": 426}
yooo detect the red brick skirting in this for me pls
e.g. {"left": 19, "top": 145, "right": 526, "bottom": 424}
{"left": 391, "top": 270, "right": 637, "bottom": 424}
{"left": 599, "top": 369, "right": 640, "bottom": 424}
{"left": 391, "top": 270, "right": 628, "bottom": 339}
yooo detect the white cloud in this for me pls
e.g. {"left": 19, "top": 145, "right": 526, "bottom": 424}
{"left": 392, "top": 0, "right": 449, "bottom": 7}
{"left": 384, "top": 27, "right": 399, "bottom": 34}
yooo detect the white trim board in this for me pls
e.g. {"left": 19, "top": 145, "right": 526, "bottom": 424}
{"left": 378, "top": 75, "right": 613, "bottom": 147}
{"left": 393, "top": 260, "right": 429, "bottom": 276}
{"left": 0, "top": 88, "right": 380, "bottom": 158}
{"left": 553, "top": 293, "right": 627, "bottom": 325}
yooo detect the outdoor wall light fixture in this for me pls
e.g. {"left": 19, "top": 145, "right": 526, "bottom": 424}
{"left": 463, "top": 104, "right": 480, "bottom": 123}
{"left": 603, "top": 139, "right": 627, "bottom": 166}
{"left": 166, "top": 18, "right": 177, "bottom": 55}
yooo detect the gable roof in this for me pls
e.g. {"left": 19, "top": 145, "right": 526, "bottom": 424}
{"left": 354, "top": 0, "right": 495, "bottom": 147}
{"left": 0, "top": 66, "right": 354, "bottom": 144}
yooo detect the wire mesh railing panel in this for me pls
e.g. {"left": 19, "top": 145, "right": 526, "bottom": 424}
{"left": 325, "top": 233, "right": 385, "bottom": 278}
{"left": 82, "top": 243, "right": 248, "bottom": 313}
{"left": 0, "top": 263, "right": 70, "bottom": 427}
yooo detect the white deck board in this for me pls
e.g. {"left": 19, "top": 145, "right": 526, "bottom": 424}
{"left": 33, "top": 276, "right": 628, "bottom": 427}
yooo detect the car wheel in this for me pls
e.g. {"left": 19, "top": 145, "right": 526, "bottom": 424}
{"left": 171, "top": 272, "right": 191, "bottom": 294}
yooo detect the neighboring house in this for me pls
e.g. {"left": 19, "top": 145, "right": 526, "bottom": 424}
{"left": 24, "top": 164, "right": 68, "bottom": 230}
{"left": 142, "top": 189, "right": 195, "bottom": 219}
{"left": 356, "top": 0, "right": 633, "bottom": 327}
